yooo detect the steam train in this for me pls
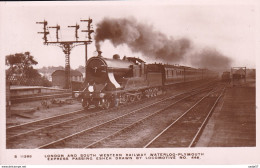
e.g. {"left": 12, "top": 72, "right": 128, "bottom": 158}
{"left": 221, "top": 71, "right": 231, "bottom": 82}
{"left": 77, "top": 51, "right": 217, "bottom": 110}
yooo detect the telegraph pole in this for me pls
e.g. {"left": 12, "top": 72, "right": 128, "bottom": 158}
{"left": 37, "top": 19, "right": 94, "bottom": 89}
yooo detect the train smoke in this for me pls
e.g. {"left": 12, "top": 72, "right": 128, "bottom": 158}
{"left": 95, "top": 17, "right": 232, "bottom": 70}
{"left": 95, "top": 17, "right": 191, "bottom": 62}
{"left": 190, "top": 48, "right": 232, "bottom": 71}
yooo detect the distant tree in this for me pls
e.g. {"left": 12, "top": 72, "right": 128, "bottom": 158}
{"left": 5, "top": 52, "right": 51, "bottom": 87}
{"left": 6, "top": 52, "right": 38, "bottom": 79}
{"left": 37, "top": 66, "right": 65, "bottom": 74}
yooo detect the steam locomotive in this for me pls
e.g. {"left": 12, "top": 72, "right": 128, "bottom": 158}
{"left": 221, "top": 71, "right": 231, "bottom": 82}
{"left": 77, "top": 51, "right": 216, "bottom": 110}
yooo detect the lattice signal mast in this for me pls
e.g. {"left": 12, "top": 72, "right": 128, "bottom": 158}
{"left": 36, "top": 19, "right": 94, "bottom": 89}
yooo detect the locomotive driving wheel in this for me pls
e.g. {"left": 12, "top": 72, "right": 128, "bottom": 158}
{"left": 153, "top": 88, "right": 158, "bottom": 96}
{"left": 136, "top": 93, "right": 142, "bottom": 101}
{"left": 129, "top": 95, "right": 135, "bottom": 102}
{"left": 120, "top": 93, "right": 128, "bottom": 104}
{"left": 149, "top": 88, "right": 154, "bottom": 97}
{"left": 145, "top": 89, "right": 151, "bottom": 98}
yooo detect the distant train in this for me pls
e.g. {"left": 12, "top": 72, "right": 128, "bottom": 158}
{"left": 221, "top": 71, "right": 231, "bottom": 82}
{"left": 76, "top": 51, "right": 217, "bottom": 110}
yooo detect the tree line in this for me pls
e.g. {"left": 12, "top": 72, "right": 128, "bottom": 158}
{"left": 37, "top": 65, "right": 85, "bottom": 74}
{"left": 6, "top": 52, "right": 51, "bottom": 87}
{"left": 6, "top": 52, "right": 86, "bottom": 87}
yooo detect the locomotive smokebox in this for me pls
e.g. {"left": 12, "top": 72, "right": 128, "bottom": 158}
{"left": 85, "top": 53, "right": 135, "bottom": 88}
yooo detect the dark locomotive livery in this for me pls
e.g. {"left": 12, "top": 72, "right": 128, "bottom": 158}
{"left": 78, "top": 51, "right": 216, "bottom": 110}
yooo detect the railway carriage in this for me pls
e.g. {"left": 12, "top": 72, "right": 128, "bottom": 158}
{"left": 163, "top": 65, "right": 185, "bottom": 85}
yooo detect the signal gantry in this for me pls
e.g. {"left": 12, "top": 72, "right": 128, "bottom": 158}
{"left": 37, "top": 18, "right": 94, "bottom": 89}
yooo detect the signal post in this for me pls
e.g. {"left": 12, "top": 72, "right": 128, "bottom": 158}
{"left": 37, "top": 19, "right": 94, "bottom": 89}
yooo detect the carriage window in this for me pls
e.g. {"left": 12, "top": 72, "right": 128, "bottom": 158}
{"left": 168, "top": 70, "right": 171, "bottom": 77}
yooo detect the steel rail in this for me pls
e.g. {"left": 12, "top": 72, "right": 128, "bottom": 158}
{"left": 7, "top": 109, "right": 83, "bottom": 130}
{"left": 7, "top": 81, "right": 213, "bottom": 130}
{"left": 188, "top": 86, "right": 226, "bottom": 147}
{"left": 7, "top": 109, "right": 100, "bottom": 140}
{"left": 7, "top": 81, "right": 216, "bottom": 149}
{"left": 7, "top": 83, "right": 214, "bottom": 144}
{"left": 84, "top": 88, "right": 211, "bottom": 148}
{"left": 37, "top": 86, "right": 213, "bottom": 149}
{"left": 143, "top": 87, "right": 221, "bottom": 148}
{"left": 7, "top": 84, "right": 205, "bottom": 138}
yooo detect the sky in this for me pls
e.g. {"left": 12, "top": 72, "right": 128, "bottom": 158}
{"left": 0, "top": 1, "right": 259, "bottom": 70}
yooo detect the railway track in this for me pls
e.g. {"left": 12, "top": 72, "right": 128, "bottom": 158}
{"left": 6, "top": 81, "right": 217, "bottom": 149}
{"left": 78, "top": 85, "right": 225, "bottom": 148}
{"left": 144, "top": 85, "right": 225, "bottom": 148}
{"left": 6, "top": 85, "right": 196, "bottom": 141}
{"left": 7, "top": 109, "right": 88, "bottom": 140}
{"left": 37, "top": 85, "right": 215, "bottom": 149}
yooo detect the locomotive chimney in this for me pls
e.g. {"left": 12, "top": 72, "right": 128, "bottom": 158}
{"left": 97, "top": 51, "right": 102, "bottom": 57}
